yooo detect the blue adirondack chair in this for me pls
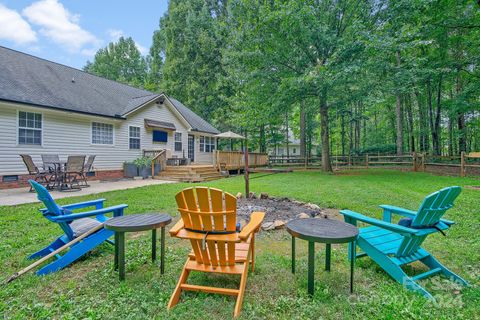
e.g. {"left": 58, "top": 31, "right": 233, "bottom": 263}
{"left": 340, "top": 186, "right": 468, "bottom": 300}
{"left": 28, "top": 180, "right": 128, "bottom": 275}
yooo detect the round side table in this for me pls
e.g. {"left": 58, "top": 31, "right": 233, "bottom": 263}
{"left": 105, "top": 213, "right": 172, "bottom": 280}
{"left": 286, "top": 218, "right": 358, "bottom": 296}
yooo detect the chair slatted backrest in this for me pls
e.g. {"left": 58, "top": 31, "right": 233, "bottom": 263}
{"left": 66, "top": 156, "right": 86, "bottom": 173}
{"left": 29, "top": 180, "right": 75, "bottom": 239}
{"left": 20, "top": 154, "right": 38, "bottom": 174}
{"left": 84, "top": 155, "right": 96, "bottom": 172}
{"left": 395, "top": 186, "right": 461, "bottom": 257}
{"left": 175, "top": 187, "right": 237, "bottom": 267}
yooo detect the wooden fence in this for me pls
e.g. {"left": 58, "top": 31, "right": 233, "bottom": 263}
{"left": 268, "top": 152, "right": 480, "bottom": 177}
{"left": 215, "top": 151, "right": 269, "bottom": 170}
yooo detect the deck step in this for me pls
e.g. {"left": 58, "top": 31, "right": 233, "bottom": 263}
{"left": 154, "top": 164, "right": 223, "bottom": 182}
{"left": 411, "top": 268, "right": 442, "bottom": 281}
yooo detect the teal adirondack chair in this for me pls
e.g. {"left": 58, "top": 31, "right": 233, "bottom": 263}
{"left": 340, "top": 186, "right": 468, "bottom": 300}
{"left": 28, "top": 180, "right": 128, "bottom": 275}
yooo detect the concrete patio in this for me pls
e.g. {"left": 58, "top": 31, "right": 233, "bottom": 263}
{"left": 0, "top": 179, "right": 176, "bottom": 206}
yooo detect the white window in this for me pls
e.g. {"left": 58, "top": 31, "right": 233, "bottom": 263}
{"left": 129, "top": 126, "right": 140, "bottom": 149}
{"left": 18, "top": 111, "right": 42, "bottom": 145}
{"left": 174, "top": 132, "right": 182, "bottom": 151}
{"left": 92, "top": 122, "right": 113, "bottom": 145}
{"left": 200, "top": 136, "right": 215, "bottom": 153}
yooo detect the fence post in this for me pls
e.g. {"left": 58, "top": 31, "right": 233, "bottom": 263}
{"left": 412, "top": 152, "right": 417, "bottom": 172}
{"left": 460, "top": 151, "right": 466, "bottom": 177}
{"left": 365, "top": 154, "right": 369, "bottom": 169}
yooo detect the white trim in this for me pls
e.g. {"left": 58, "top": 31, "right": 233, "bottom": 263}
{"left": 90, "top": 121, "right": 115, "bottom": 146}
{"left": 121, "top": 95, "right": 162, "bottom": 117}
{"left": 163, "top": 96, "right": 194, "bottom": 130}
{"left": 128, "top": 125, "right": 141, "bottom": 150}
{"left": 174, "top": 131, "right": 183, "bottom": 152}
{"left": 16, "top": 109, "right": 43, "bottom": 147}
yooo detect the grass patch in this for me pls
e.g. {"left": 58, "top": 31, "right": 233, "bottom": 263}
{"left": 0, "top": 169, "right": 479, "bottom": 319}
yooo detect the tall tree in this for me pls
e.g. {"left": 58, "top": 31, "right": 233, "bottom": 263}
{"left": 84, "top": 37, "right": 147, "bottom": 87}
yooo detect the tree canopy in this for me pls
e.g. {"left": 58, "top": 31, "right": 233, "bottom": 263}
{"left": 85, "top": 0, "right": 480, "bottom": 171}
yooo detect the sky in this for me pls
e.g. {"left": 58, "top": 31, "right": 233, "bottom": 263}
{"left": 0, "top": 0, "right": 168, "bottom": 69}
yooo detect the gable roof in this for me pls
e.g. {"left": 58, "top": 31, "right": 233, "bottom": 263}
{"left": 168, "top": 97, "right": 219, "bottom": 134}
{"left": 0, "top": 46, "right": 219, "bottom": 134}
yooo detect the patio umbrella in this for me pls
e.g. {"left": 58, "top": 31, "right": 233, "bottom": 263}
{"left": 214, "top": 131, "right": 250, "bottom": 195}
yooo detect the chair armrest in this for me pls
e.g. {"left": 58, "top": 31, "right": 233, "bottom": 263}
{"left": 41, "top": 199, "right": 106, "bottom": 214}
{"left": 50, "top": 204, "right": 128, "bottom": 222}
{"left": 380, "top": 205, "right": 455, "bottom": 226}
{"left": 169, "top": 219, "right": 184, "bottom": 236}
{"left": 340, "top": 209, "right": 419, "bottom": 236}
{"left": 239, "top": 212, "right": 265, "bottom": 240}
{"left": 62, "top": 199, "right": 106, "bottom": 211}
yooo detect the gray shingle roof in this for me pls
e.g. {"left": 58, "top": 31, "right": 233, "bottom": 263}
{"left": 0, "top": 46, "right": 219, "bottom": 134}
{"left": 168, "top": 97, "right": 220, "bottom": 134}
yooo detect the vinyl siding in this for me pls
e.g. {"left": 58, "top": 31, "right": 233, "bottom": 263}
{"left": 0, "top": 100, "right": 215, "bottom": 175}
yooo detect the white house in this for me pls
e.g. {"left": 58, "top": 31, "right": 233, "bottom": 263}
{"left": 0, "top": 46, "right": 220, "bottom": 188}
{"left": 268, "top": 128, "right": 318, "bottom": 156}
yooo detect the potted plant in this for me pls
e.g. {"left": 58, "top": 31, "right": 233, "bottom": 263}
{"left": 133, "top": 156, "right": 153, "bottom": 179}
{"left": 123, "top": 161, "right": 138, "bottom": 178}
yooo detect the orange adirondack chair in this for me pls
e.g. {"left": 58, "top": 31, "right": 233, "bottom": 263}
{"left": 168, "top": 187, "right": 265, "bottom": 318}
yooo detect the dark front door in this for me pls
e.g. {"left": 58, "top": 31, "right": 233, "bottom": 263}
{"left": 188, "top": 135, "right": 195, "bottom": 162}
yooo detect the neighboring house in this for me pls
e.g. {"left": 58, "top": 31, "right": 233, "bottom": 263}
{"left": 0, "top": 46, "right": 219, "bottom": 188}
{"left": 268, "top": 129, "right": 318, "bottom": 156}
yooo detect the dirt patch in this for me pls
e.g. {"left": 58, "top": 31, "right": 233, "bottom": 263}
{"left": 465, "top": 186, "right": 480, "bottom": 191}
{"left": 236, "top": 196, "right": 339, "bottom": 228}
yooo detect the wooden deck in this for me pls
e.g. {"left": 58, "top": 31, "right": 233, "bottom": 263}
{"left": 215, "top": 151, "right": 268, "bottom": 170}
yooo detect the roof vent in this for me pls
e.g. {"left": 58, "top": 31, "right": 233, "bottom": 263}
{"left": 71, "top": 77, "right": 75, "bottom": 83}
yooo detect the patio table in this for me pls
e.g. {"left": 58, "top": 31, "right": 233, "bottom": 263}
{"left": 44, "top": 160, "right": 68, "bottom": 191}
{"left": 287, "top": 218, "right": 358, "bottom": 296}
{"left": 105, "top": 213, "right": 172, "bottom": 280}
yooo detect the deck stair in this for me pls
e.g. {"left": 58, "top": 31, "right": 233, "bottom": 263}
{"left": 154, "top": 165, "right": 223, "bottom": 182}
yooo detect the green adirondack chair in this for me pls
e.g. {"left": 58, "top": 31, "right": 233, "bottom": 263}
{"left": 340, "top": 186, "right": 468, "bottom": 300}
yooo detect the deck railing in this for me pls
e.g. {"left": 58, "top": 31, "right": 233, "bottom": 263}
{"left": 143, "top": 149, "right": 167, "bottom": 177}
{"left": 215, "top": 151, "right": 269, "bottom": 170}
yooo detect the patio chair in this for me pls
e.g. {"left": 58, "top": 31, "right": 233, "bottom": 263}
{"left": 41, "top": 154, "right": 60, "bottom": 172}
{"left": 20, "top": 154, "right": 50, "bottom": 191}
{"left": 79, "top": 155, "right": 95, "bottom": 187}
{"left": 168, "top": 187, "right": 265, "bottom": 318}
{"left": 28, "top": 180, "right": 127, "bottom": 275}
{"left": 63, "top": 155, "right": 86, "bottom": 190}
{"left": 340, "top": 186, "right": 469, "bottom": 300}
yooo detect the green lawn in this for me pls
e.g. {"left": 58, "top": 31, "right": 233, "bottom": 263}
{"left": 1, "top": 169, "right": 479, "bottom": 319}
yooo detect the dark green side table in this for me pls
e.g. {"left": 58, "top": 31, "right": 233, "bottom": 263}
{"left": 105, "top": 213, "right": 172, "bottom": 280}
{"left": 286, "top": 218, "right": 359, "bottom": 296}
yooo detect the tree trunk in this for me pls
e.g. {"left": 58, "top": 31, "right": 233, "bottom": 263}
{"left": 320, "top": 89, "right": 332, "bottom": 172}
{"left": 300, "top": 100, "right": 306, "bottom": 157}
{"left": 405, "top": 95, "right": 415, "bottom": 152}
{"left": 433, "top": 75, "right": 443, "bottom": 155}
{"left": 285, "top": 111, "right": 289, "bottom": 158}
{"left": 414, "top": 89, "right": 428, "bottom": 152}
{"left": 340, "top": 112, "right": 346, "bottom": 156}
{"left": 395, "top": 51, "right": 403, "bottom": 155}
{"left": 259, "top": 124, "right": 266, "bottom": 153}
{"left": 456, "top": 74, "right": 466, "bottom": 153}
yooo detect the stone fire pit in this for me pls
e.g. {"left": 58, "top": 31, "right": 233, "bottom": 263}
{"left": 236, "top": 192, "right": 334, "bottom": 231}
